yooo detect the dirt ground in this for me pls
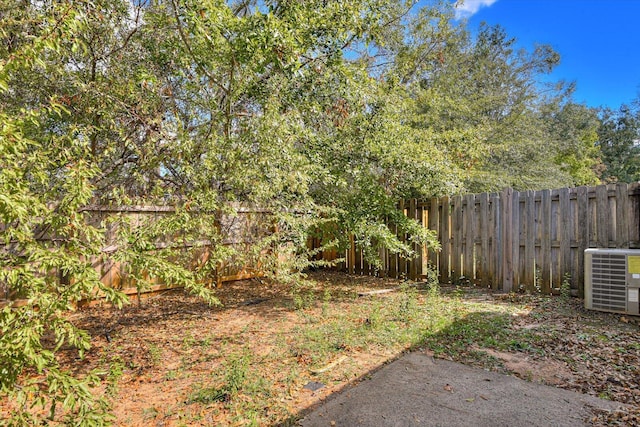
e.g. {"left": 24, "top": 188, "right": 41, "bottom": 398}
{"left": 4, "top": 271, "right": 640, "bottom": 425}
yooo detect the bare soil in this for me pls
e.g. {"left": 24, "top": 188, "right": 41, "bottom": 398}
{"left": 4, "top": 271, "right": 640, "bottom": 425}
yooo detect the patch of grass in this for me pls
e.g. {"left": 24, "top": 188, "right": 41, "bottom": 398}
{"left": 189, "top": 351, "right": 251, "bottom": 404}
{"left": 148, "top": 343, "right": 162, "bottom": 365}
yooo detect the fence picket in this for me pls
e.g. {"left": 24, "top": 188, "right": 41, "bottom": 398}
{"left": 559, "top": 188, "right": 572, "bottom": 290}
{"left": 479, "top": 193, "right": 490, "bottom": 287}
{"left": 616, "top": 183, "right": 630, "bottom": 248}
{"left": 452, "top": 195, "right": 463, "bottom": 283}
{"left": 596, "top": 185, "right": 609, "bottom": 248}
{"left": 428, "top": 197, "right": 440, "bottom": 272}
{"left": 464, "top": 194, "right": 475, "bottom": 282}
{"left": 524, "top": 191, "right": 535, "bottom": 290}
{"left": 440, "top": 196, "right": 451, "bottom": 283}
{"left": 575, "top": 186, "right": 589, "bottom": 297}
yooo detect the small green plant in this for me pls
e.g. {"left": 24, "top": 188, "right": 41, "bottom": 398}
{"left": 142, "top": 406, "right": 159, "bottom": 420}
{"left": 534, "top": 265, "right": 542, "bottom": 294}
{"left": 182, "top": 333, "right": 197, "bottom": 349}
{"left": 560, "top": 273, "right": 572, "bottom": 301}
{"left": 291, "top": 281, "right": 316, "bottom": 311}
{"left": 365, "top": 300, "right": 384, "bottom": 328}
{"left": 148, "top": 343, "right": 162, "bottom": 365}
{"left": 321, "top": 289, "right": 331, "bottom": 317}
{"left": 424, "top": 265, "right": 441, "bottom": 297}
{"left": 397, "top": 283, "right": 419, "bottom": 321}
{"left": 189, "top": 350, "right": 251, "bottom": 404}
{"left": 225, "top": 351, "right": 250, "bottom": 396}
{"left": 100, "top": 356, "right": 126, "bottom": 400}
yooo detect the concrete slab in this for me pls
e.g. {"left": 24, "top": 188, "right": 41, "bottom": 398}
{"left": 300, "top": 352, "right": 625, "bottom": 427}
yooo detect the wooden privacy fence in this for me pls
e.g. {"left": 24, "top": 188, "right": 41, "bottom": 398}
{"left": 1, "top": 205, "right": 272, "bottom": 305}
{"left": 331, "top": 183, "right": 640, "bottom": 295}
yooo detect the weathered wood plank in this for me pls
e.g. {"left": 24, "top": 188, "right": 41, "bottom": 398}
{"left": 596, "top": 184, "right": 609, "bottom": 248}
{"left": 354, "top": 240, "right": 362, "bottom": 275}
{"left": 501, "top": 188, "right": 514, "bottom": 292}
{"left": 389, "top": 224, "right": 397, "bottom": 278}
{"left": 513, "top": 190, "right": 521, "bottom": 290}
{"left": 631, "top": 183, "right": 640, "bottom": 247}
{"left": 428, "top": 197, "right": 440, "bottom": 272}
{"left": 616, "top": 183, "right": 629, "bottom": 248}
{"left": 451, "top": 195, "right": 463, "bottom": 282}
{"left": 524, "top": 190, "right": 536, "bottom": 291}
{"left": 440, "top": 195, "right": 451, "bottom": 283}
{"left": 491, "top": 192, "right": 501, "bottom": 289}
{"left": 464, "top": 194, "right": 476, "bottom": 281}
{"left": 559, "top": 187, "right": 571, "bottom": 290}
{"left": 576, "top": 186, "right": 589, "bottom": 297}
{"left": 479, "top": 193, "right": 490, "bottom": 287}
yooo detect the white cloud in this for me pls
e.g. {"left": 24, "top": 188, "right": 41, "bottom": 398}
{"left": 454, "top": 0, "right": 498, "bottom": 20}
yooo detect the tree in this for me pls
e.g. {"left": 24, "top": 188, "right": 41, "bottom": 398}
{"left": 597, "top": 104, "right": 640, "bottom": 183}
{"left": 387, "top": 16, "right": 601, "bottom": 192}
{"left": 0, "top": 1, "right": 447, "bottom": 423}
{"left": 0, "top": 2, "right": 219, "bottom": 424}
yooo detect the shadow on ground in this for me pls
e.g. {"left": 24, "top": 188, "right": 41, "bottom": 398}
{"left": 288, "top": 309, "right": 628, "bottom": 427}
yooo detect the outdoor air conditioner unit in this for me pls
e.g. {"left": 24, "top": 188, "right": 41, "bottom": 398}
{"left": 584, "top": 248, "right": 640, "bottom": 315}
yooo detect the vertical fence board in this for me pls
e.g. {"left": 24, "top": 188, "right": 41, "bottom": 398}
{"left": 388, "top": 225, "right": 396, "bottom": 278}
{"left": 451, "top": 196, "right": 462, "bottom": 282}
{"left": 428, "top": 198, "right": 440, "bottom": 272}
{"left": 464, "top": 194, "right": 476, "bottom": 282}
{"left": 616, "top": 183, "right": 630, "bottom": 248}
{"left": 491, "top": 193, "right": 502, "bottom": 289}
{"left": 524, "top": 191, "right": 535, "bottom": 290}
{"left": 416, "top": 202, "right": 424, "bottom": 278}
{"left": 596, "top": 185, "right": 609, "bottom": 248}
{"left": 512, "top": 190, "right": 521, "bottom": 290}
{"left": 559, "top": 188, "right": 572, "bottom": 290}
{"left": 501, "top": 188, "right": 514, "bottom": 292}
{"left": 550, "top": 189, "right": 561, "bottom": 290}
{"left": 576, "top": 186, "right": 589, "bottom": 297}
{"left": 569, "top": 188, "right": 580, "bottom": 293}
{"left": 354, "top": 243, "right": 362, "bottom": 275}
{"left": 408, "top": 199, "right": 417, "bottom": 280}
{"left": 479, "top": 193, "right": 490, "bottom": 287}
{"left": 631, "top": 183, "right": 640, "bottom": 247}
{"left": 440, "top": 196, "right": 451, "bottom": 283}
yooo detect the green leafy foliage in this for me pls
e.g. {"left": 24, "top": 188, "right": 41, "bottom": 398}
{"left": 597, "top": 104, "right": 640, "bottom": 183}
{"left": 0, "top": 0, "right": 616, "bottom": 423}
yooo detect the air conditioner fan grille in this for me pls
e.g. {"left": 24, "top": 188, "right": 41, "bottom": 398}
{"left": 591, "top": 253, "right": 627, "bottom": 312}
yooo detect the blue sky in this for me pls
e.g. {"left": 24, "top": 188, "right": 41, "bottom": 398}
{"left": 442, "top": 0, "right": 640, "bottom": 109}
